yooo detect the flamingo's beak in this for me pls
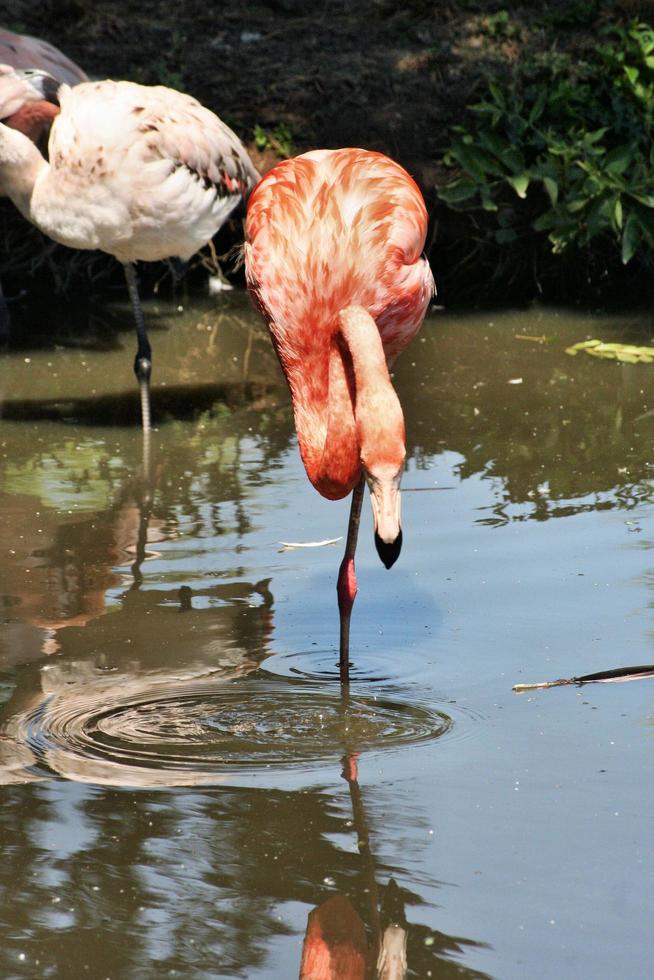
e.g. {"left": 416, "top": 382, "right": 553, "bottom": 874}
{"left": 366, "top": 473, "right": 402, "bottom": 569}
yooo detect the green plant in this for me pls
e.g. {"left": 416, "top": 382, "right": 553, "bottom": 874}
{"left": 437, "top": 21, "right": 654, "bottom": 270}
{"left": 253, "top": 123, "right": 295, "bottom": 159}
{"left": 478, "top": 9, "right": 518, "bottom": 39}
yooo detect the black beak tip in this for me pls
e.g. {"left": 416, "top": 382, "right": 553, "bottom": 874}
{"left": 374, "top": 528, "right": 402, "bottom": 569}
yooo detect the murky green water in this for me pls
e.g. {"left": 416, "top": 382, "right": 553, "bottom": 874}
{"left": 1, "top": 293, "right": 653, "bottom": 978}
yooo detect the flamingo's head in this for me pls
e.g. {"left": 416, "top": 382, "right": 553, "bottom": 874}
{"left": 363, "top": 460, "right": 404, "bottom": 569}
{"left": 11, "top": 68, "right": 62, "bottom": 106}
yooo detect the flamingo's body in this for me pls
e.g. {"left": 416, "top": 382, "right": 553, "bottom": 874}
{"left": 245, "top": 148, "right": 434, "bottom": 678}
{"left": 0, "top": 76, "right": 260, "bottom": 429}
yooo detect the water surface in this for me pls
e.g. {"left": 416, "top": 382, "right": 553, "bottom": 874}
{"left": 0, "top": 294, "right": 653, "bottom": 978}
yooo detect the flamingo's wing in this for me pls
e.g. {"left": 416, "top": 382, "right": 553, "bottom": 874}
{"left": 246, "top": 148, "right": 434, "bottom": 359}
{"left": 140, "top": 85, "right": 261, "bottom": 199}
{"left": 57, "top": 80, "right": 259, "bottom": 198}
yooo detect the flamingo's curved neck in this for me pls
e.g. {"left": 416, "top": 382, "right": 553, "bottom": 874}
{"left": 289, "top": 306, "right": 405, "bottom": 500}
{"left": 338, "top": 306, "right": 405, "bottom": 474}
{"left": 0, "top": 122, "right": 48, "bottom": 213}
{"left": 288, "top": 335, "right": 359, "bottom": 500}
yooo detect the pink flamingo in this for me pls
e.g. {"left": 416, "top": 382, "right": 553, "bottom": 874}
{"left": 245, "top": 148, "right": 434, "bottom": 682}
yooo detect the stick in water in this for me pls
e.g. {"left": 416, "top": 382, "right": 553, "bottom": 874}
{"left": 513, "top": 664, "right": 654, "bottom": 692}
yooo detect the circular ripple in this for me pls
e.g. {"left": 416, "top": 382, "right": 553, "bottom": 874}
{"left": 4, "top": 671, "right": 452, "bottom": 788}
{"left": 263, "top": 647, "right": 431, "bottom": 685}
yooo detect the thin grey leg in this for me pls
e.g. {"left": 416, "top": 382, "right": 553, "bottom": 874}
{"left": 123, "top": 262, "right": 152, "bottom": 433}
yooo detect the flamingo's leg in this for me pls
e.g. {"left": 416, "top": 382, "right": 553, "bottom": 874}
{"left": 123, "top": 262, "right": 152, "bottom": 433}
{"left": 337, "top": 477, "right": 365, "bottom": 685}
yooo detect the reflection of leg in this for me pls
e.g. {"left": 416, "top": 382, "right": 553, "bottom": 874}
{"left": 337, "top": 478, "right": 365, "bottom": 685}
{"left": 123, "top": 262, "right": 152, "bottom": 433}
{"left": 341, "top": 751, "right": 382, "bottom": 969}
{"left": 129, "top": 479, "right": 152, "bottom": 591}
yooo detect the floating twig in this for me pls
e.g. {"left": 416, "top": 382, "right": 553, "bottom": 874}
{"left": 402, "top": 486, "right": 455, "bottom": 492}
{"left": 513, "top": 663, "right": 654, "bottom": 692}
{"left": 514, "top": 333, "right": 552, "bottom": 344}
{"left": 278, "top": 537, "right": 342, "bottom": 551}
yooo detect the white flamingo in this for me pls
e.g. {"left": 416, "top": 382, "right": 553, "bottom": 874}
{"left": 0, "top": 75, "right": 260, "bottom": 430}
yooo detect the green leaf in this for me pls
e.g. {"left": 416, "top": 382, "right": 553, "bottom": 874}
{"left": 533, "top": 212, "right": 558, "bottom": 231}
{"left": 604, "top": 144, "right": 634, "bottom": 175}
{"left": 528, "top": 88, "right": 547, "bottom": 125}
{"left": 622, "top": 213, "right": 642, "bottom": 263}
{"left": 480, "top": 188, "right": 498, "bottom": 212}
{"left": 586, "top": 127, "right": 609, "bottom": 145}
{"left": 488, "top": 80, "right": 506, "bottom": 108}
{"left": 455, "top": 143, "right": 506, "bottom": 179}
{"left": 543, "top": 176, "right": 559, "bottom": 205}
{"left": 478, "top": 131, "right": 525, "bottom": 172}
{"left": 437, "top": 179, "right": 480, "bottom": 205}
{"left": 613, "top": 195, "right": 623, "bottom": 230}
{"left": 630, "top": 192, "right": 654, "bottom": 208}
{"left": 586, "top": 196, "right": 613, "bottom": 238}
{"left": 507, "top": 172, "right": 530, "bottom": 198}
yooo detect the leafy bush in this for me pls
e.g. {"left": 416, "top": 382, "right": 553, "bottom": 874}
{"left": 437, "top": 20, "right": 654, "bottom": 279}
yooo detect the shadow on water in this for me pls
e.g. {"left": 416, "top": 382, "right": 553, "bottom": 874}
{"left": 2, "top": 297, "right": 654, "bottom": 975}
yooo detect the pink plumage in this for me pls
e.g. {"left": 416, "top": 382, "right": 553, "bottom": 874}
{"left": 246, "top": 148, "right": 434, "bottom": 365}
{"left": 245, "top": 147, "right": 435, "bottom": 679}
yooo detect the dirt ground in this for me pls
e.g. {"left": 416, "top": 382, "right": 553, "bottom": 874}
{"left": 6, "top": 1, "right": 484, "bottom": 182}
{"left": 2, "top": 0, "right": 654, "bottom": 307}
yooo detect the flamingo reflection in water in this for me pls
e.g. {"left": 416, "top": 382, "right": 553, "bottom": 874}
{"left": 245, "top": 148, "right": 435, "bottom": 682}
{"left": 0, "top": 476, "right": 275, "bottom": 787}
